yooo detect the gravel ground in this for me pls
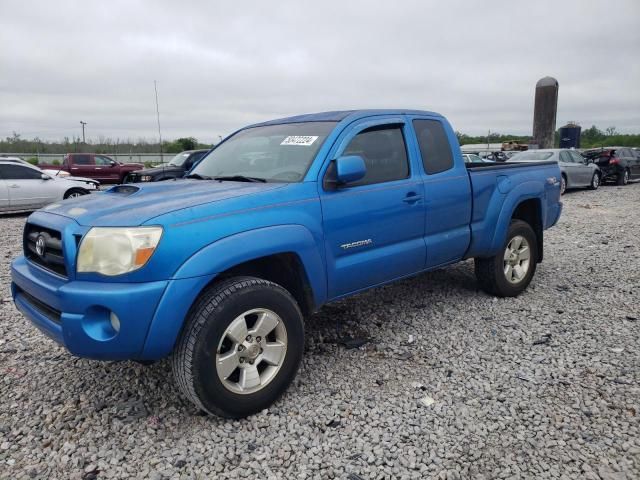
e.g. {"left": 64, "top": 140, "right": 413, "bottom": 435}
{"left": 1, "top": 183, "right": 639, "bottom": 480}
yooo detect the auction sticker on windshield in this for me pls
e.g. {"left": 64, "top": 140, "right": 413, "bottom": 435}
{"left": 281, "top": 136, "right": 318, "bottom": 146}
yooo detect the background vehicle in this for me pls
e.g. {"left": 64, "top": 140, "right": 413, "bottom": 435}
{"left": 0, "top": 159, "right": 97, "bottom": 213}
{"left": 11, "top": 109, "right": 562, "bottom": 418}
{"left": 583, "top": 147, "right": 640, "bottom": 185}
{"left": 124, "top": 149, "right": 209, "bottom": 183}
{"left": 461, "top": 153, "right": 494, "bottom": 164}
{"left": 0, "top": 156, "right": 100, "bottom": 189}
{"left": 509, "top": 149, "right": 601, "bottom": 194}
{"left": 39, "top": 154, "right": 143, "bottom": 184}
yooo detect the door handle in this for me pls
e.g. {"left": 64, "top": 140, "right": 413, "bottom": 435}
{"left": 9, "top": 184, "right": 19, "bottom": 188}
{"left": 403, "top": 192, "right": 422, "bottom": 204}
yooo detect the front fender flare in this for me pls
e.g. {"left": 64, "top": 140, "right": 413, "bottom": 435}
{"left": 141, "top": 225, "right": 327, "bottom": 359}
{"left": 172, "top": 224, "right": 327, "bottom": 305}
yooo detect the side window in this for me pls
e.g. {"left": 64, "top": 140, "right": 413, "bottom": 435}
{"left": 413, "top": 119, "right": 454, "bottom": 174}
{"left": 559, "top": 151, "right": 572, "bottom": 163}
{"left": 73, "top": 154, "right": 92, "bottom": 165}
{"left": 95, "top": 155, "right": 113, "bottom": 166}
{"left": 570, "top": 151, "right": 584, "bottom": 163}
{"left": 185, "top": 152, "right": 205, "bottom": 169}
{"left": 0, "top": 165, "right": 43, "bottom": 180}
{"left": 341, "top": 125, "right": 409, "bottom": 186}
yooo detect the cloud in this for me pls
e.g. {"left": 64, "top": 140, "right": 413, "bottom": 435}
{"left": 1, "top": 0, "right": 639, "bottom": 142}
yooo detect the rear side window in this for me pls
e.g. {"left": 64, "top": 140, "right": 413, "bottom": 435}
{"left": 0, "top": 164, "right": 43, "bottom": 180}
{"left": 342, "top": 125, "right": 409, "bottom": 186}
{"left": 413, "top": 119, "right": 454, "bottom": 174}
{"left": 569, "top": 151, "right": 584, "bottom": 163}
{"left": 94, "top": 155, "right": 113, "bottom": 166}
{"left": 73, "top": 154, "right": 92, "bottom": 165}
{"left": 560, "top": 151, "right": 572, "bottom": 163}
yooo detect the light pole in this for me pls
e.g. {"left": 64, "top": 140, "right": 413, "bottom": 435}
{"left": 154, "top": 80, "right": 163, "bottom": 162}
{"left": 80, "top": 121, "right": 87, "bottom": 143}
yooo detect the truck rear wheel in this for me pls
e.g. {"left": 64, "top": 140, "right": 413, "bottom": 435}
{"left": 172, "top": 276, "right": 304, "bottom": 418}
{"left": 474, "top": 220, "right": 538, "bottom": 297}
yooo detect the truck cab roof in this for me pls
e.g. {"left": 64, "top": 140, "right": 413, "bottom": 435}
{"left": 248, "top": 109, "right": 444, "bottom": 128}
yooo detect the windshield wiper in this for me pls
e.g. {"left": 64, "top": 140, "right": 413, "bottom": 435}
{"left": 213, "top": 175, "right": 267, "bottom": 183}
{"left": 184, "top": 173, "right": 213, "bottom": 180}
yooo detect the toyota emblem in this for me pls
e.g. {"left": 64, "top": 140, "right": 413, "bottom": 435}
{"left": 35, "top": 235, "right": 46, "bottom": 257}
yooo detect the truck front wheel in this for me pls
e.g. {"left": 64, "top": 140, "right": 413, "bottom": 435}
{"left": 172, "top": 276, "right": 304, "bottom": 418}
{"left": 474, "top": 220, "right": 538, "bottom": 297}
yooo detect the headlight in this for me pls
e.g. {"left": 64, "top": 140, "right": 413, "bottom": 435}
{"left": 140, "top": 175, "right": 153, "bottom": 182}
{"left": 77, "top": 227, "right": 163, "bottom": 276}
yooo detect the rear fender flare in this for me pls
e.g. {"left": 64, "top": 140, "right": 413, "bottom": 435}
{"left": 489, "top": 181, "right": 545, "bottom": 255}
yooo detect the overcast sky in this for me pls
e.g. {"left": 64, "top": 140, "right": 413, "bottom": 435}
{"left": 1, "top": 0, "right": 639, "bottom": 143}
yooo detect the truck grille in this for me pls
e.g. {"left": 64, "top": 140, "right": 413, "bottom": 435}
{"left": 24, "top": 224, "right": 67, "bottom": 277}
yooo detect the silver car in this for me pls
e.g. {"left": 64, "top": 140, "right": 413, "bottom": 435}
{"left": 509, "top": 149, "right": 601, "bottom": 195}
{"left": 0, "top": 160, "right": 98, "bottom": 213}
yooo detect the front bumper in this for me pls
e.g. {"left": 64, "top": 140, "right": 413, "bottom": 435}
{"left": 11, "top": 256, "right": 168, "bottom": 360}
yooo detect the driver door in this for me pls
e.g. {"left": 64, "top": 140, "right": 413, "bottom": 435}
{"left": 319, "top": 118, "right": 426, "bottom": 298}
{"left": 95, "top": 155, "right": 120, "bottom": 182}
{"left": 0, "top": 178, "right": 9, "bottom": 211}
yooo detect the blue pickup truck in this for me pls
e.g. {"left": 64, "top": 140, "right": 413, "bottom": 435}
{"left": 11, "top": 110, "right": 562, "bottom": 417}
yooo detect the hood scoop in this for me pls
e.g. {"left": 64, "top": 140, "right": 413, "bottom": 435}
{"left": 106, "top": 185, "right": 140, "bottom": 196}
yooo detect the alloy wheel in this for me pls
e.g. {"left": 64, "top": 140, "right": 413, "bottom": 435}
{"left": 503, "top": 235, "right": 531, "bottom": 284}
{"left": 216, "top": 308, "right": 287, "bottom": 395}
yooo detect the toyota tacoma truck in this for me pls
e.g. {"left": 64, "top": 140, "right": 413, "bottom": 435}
{"left": 11, "top": 110, "right": 562, "bottom": 418}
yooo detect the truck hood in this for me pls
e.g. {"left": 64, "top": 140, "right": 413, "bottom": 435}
{"left": 41, "top": 179, "right": 285, "bottom": 226}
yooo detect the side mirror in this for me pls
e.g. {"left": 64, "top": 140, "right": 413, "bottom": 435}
{"left": 110, "top": 160, "right": 117, "bottom": 167}
{"left": 41, "top": 174, "right": 50, "bottom": 180}
{"left": 335, "top": 155, "right": 366, "bottom": 185}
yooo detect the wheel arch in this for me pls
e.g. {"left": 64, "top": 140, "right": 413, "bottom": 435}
{"left": 63, "top": 187, "right": 89, "bottom": 198}
{"left": 488, "top": 184, "right": 545, "bottom": 263}
{"left": 140, "top": 225, "right": 326, "bottom": 359}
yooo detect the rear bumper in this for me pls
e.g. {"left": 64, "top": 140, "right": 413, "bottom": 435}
{"left": 599, "top": 165, "right": 623, "bottom": 180}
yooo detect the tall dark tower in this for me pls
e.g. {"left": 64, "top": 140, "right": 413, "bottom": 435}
{"left": 532, "top": 77, "right": 559, "bottom": 149}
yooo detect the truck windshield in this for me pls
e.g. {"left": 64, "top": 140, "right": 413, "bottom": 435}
{"left": 191, "top": 122, "right": 336, "bottom": 182}
{"left": 168, "top": 152, "right": 191, "bottom": 167}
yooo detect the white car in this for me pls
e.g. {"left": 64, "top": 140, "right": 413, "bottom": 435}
{"left": 0, "top": 156, "right": 100, "bottom": 187}
{"left": 0, "top": 159, "right": 98, "bottom": 213}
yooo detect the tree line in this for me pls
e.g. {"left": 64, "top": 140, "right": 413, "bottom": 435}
{"left": 2, "top": 125, "right": 639, "bottom": 154}
{"left": 0, "top": 133, "right": 213, "bottom": 155}
{"left": 456, "top": 125, "right": 640, "bottom": 149}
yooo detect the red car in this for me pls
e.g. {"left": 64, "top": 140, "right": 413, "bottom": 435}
{"left": 39, "top": 154, "right": 143, "bottom": 184}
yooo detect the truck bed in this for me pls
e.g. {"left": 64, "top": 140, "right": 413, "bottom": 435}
{"left": 464, "top": 160, "right": 562, "bottom": 259}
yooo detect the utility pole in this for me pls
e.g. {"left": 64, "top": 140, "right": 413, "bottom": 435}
{"left": 80, "top": 121, "right": 87, "bottom": 143}
{"left": 154, "top": 80, "right": 163, "bottom": 163}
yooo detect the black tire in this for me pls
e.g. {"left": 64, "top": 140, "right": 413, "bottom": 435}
{"left": 172, "top": 276, "right": 304, "bottom": 418}
{"left": 588, "top": 172, "right": 600, "bottom": 190}
{"left": 616, "top": 169, "right": 630, "bottom": 186}
{"left": 560, "top": 174, "right": 567, "bottom": 195}
{"left": 474, "top": 219, "right": 538, "bottom": 297}
{"left": 63, "top": 188, "right": 88, "bottom": 199}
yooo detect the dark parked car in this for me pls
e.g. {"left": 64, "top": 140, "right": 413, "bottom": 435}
{"left": 125, "top": 149, "right": 210, "bottom": 183}
{"left": 583, "top": 147, "right": 640, "bottom": 185}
